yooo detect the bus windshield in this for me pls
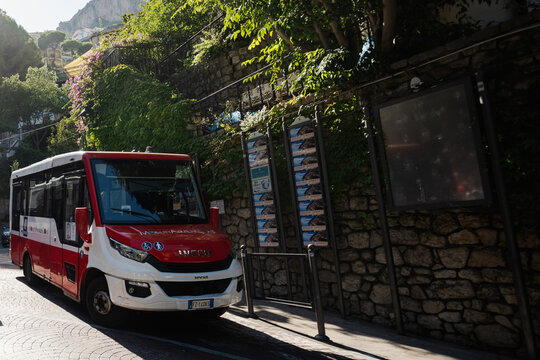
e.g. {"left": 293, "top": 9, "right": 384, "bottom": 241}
{"left": 91, "top": 158, "right": 206, "bottom": 225}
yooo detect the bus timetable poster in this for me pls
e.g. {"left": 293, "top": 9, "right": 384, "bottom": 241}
{"left": 289, "top": 119, "right": 328, "bottom": 247}
{"left": 247, "top": 133, "right": 280, "bottom": 247}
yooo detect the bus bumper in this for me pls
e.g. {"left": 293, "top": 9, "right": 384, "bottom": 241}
{"left": 105, "top": 273, "right": 244, "bottom": 311}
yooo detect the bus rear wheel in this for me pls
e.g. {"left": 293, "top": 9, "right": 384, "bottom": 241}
{"left": 86, "top": 277, "right": 127, "bottom": 327}
{"left": 23, "top": 255, "right": 35, "bottom": 285}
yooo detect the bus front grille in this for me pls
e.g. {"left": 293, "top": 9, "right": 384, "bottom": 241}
{"left": 146, "top": 254, "right": 233, "bottom": 273}
{"left": 156, "top": 279, "right": 232, "bottom": 297}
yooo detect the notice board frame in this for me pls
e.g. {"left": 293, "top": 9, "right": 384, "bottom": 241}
{"left": 373, "top": 77, "right": 492, "bottom": 211}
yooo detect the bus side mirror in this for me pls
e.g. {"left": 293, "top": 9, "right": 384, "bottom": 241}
{"left": 75, "top": 207, "right": 92, "bottom": 243}
{"left": 209, "top": 207, "right": 220, "bottom": 229}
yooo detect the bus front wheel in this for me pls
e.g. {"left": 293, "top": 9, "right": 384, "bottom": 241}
{"left": 86, "top": 277, "right": 127, "bottom": 327}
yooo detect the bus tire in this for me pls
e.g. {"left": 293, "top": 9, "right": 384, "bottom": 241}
{"left": 23, "top": 254, "right": 35, "bottom": 285}
{"left": 86, "top": 277, "right": 127, "bottom": 328}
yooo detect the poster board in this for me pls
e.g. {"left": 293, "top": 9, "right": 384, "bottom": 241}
{"left": 288, "top": 117, "right": 329, "bottom": 247}
{"left": 246, "top": 132, "right": 280, "bottom": 247}
{"left": 374, "top": 79, "right": 491, "bottom": 210}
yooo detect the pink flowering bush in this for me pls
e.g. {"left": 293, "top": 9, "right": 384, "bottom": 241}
{"left": 64, "top": 51, "right": 104, "bottom": 144}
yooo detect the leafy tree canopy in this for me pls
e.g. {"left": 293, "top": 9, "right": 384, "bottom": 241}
{"left": 62, "top": 39, "right": 93, "bottom": 56}
{"left": 0, "top": 67, "right": 68, "bottom": 149}
{"left": 0, "top": 11, "right": 42, "bottom": 77}
{"left": 178, "top": 0, "right": 500, "bottom": 94}
{"left": 116, "top": 0, "right": 219, "bottom": 49}
{"left": 53, "top": 63, "right": 194, "bottom": 153}
{"left": 38, "top": 30, "right": 67, "bottom": 50}
{"left": 88, "top": 64, "right": 193, "bottom": 152}
{"left": 111, "top": 0, "right": 500, "bottom": 95}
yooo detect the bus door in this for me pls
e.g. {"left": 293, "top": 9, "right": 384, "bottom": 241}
{"left": 10, "top": 182, "right": 23, "bottom": 265}
{"left": 49, "top": 177, "right": 64, "bottom": 286}
{"left": 27, "top": 181, "right": 51, "bottom": 280}
{"left": 62, "top": 176, "right": 83, "bottom": 296}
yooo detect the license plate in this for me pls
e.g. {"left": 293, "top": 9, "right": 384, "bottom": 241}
{"left": 188, "top": 299, "right": 214, "bottom": 310}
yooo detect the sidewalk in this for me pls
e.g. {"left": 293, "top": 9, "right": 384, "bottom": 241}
{"left": 228, "top": 299, "right": 514, "bottom": 360}
{"left": 1, "top": 247, "right": 513, "bottom": 360}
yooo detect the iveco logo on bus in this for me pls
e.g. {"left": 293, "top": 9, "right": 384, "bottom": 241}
{"left": 178, "top": 249, "right": 212, "bottom": 257}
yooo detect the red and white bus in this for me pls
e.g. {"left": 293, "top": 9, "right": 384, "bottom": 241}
{"left": 10, "top": 151, "right": 243, "bottom": 326}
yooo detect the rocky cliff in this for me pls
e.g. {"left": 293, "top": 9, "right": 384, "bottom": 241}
{"left": 57, "top": 0, "right": 146, "bottom": 35}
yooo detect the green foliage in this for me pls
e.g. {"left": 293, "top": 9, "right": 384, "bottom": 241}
{"left": 62, "top": 39, "right": 93, "bottom": 56}
{"left": 38, "top": 31, "right": 67, "bottom": 50}
{"left": 86, "top": 64, "right": 193, "bottom": 152}
{"left": 189, "top": 28, "right": 225, "bottom": 66}
{"left": 0, "top": 65, "right": 65, "bottom": 200}
{"left": 194, "top": 132, "right": 245, "bottom": 200}
{"left": 13, "top": 136, "right": 49, "bottom": 168}
{"left": 117, "top": 0, "right": 217, "bottom": 51}
{"left": 79, "top": 42, "right": 93, "bottom": 54}
{"left": 0, "top": 157, "right": 12, "bottom": 198}
{"left": 48, "top": 117, "right": 81, "bottom": 155}
{"left": 0, "top": 67, "right": 67, "bottom": 132}
{"left": 178, "top": 0, "right": 496, "bottom": 95}
{"left": 0, "top": 66, "right": 68, "bottom": 180}
{"left": 0, "top": 12, "right": 42, "bottom": 77}
{"left": 391, "top": 0, "right": 481, "bottom": 56}
{"left": 321, "top": 98, "right": 372, "bottom": 194}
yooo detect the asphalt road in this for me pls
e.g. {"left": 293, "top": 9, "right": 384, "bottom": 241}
{"left": 0, "top": 248, "right": 356, "bottom": 360}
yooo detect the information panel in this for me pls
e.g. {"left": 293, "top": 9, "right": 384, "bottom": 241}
{"left": 288, "top": 118, "right": 328, "bottom": 247}
{"left": 247, "top": 133, "right": 280, "bottom": 247}
{"left": 375, "top": 79, "right": 490, "bottom": 210}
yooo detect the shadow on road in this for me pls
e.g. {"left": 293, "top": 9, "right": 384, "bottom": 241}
{"left": 15, "top": 276, "right": 364, "bottom": 359}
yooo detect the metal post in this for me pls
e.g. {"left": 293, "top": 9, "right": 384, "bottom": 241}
{"left": 364, "top": 105, "right": 404, "bottom": 334}
{"left": 240, "top": 245, "right": 257, "bottom": 318}
{"left": 282, "top": 118, "right": 309, "bottom": 301}
{"left": 314, "top": 107, "right": 345, "bottom": 318}
{"left": 267, "top": 123, "right": 293, "bottom": 299}
{"left": 308, "top": 245, "right": 329, "bottom": 341}
{"left": 241, "top": 133, "right": 264, "bottom": 298}
{"left": 475, "top": 69, "right": 538, "bottom": 360}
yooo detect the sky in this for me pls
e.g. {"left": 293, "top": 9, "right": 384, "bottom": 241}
{"left": 0, "top": 0, "right": 89, "bottom": 33}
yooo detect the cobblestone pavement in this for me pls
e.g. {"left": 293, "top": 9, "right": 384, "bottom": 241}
{"left": 0, "top": 248, "right": 511, "bottom": 359}
{"left": 0, "top": 248, "right": 363, "bottom": 359}
{"left": 0, "top": 250, "right": 234, "bottom": 359}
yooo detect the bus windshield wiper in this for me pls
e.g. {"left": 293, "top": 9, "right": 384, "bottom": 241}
{"left": 110, "top": 208, "right": 160, "bottom": 224}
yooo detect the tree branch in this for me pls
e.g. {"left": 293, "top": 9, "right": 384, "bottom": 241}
{"left": 269, "top": 16, "right": 295, "bottom": 50}
{"left": 318, "top": 0, "right": 350, "bottom": 49}
{"left": 305, "top": 8, "right": 331, "bottom": 50}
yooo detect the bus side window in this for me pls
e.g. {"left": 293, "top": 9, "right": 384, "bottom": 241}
{"left": 29, "top": 183, "right": 46, "bottom": 217}
{"left": 64, "top": 178, "right": 81, "bottom": 246}
{"left": 11, "top": 184, "right": 21, "bottom": 231}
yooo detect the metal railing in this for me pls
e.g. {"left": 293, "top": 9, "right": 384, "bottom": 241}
{"left": 240, "top": 244, "right": 329, "bottom": 341}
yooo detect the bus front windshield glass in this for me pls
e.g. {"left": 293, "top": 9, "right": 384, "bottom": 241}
{"left": 91, "top": 158, "right": 206, "bottom": 225}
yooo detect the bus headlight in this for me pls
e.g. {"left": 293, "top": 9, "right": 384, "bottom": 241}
{"left": 109, "top": 238, "right": 148, "bottom": 263}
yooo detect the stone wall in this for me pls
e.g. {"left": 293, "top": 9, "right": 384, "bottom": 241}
{"left": 193, "top": 11, "right": 540, "bottom": 358}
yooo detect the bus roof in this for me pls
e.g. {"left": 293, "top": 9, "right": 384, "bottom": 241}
{"left": 11, "top": 151, "right": 192, "bottom": 180}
